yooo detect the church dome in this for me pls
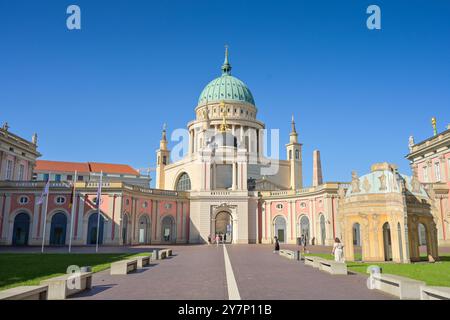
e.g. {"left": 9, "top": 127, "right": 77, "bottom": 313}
{"left": 198, "top": 47, "right": 255, "bottom": 106}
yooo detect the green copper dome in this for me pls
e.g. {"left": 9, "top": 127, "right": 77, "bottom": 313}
{"left": 198, "top": 47, "right": 255, "bottom": 106}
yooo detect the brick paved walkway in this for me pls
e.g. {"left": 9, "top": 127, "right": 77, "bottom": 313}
{"left": 68, "top": 244, "right": 393, "bottom": 300}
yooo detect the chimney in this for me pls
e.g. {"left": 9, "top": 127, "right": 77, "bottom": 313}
{"left": 312, "top": 150, "right": 323, "bottom": 187}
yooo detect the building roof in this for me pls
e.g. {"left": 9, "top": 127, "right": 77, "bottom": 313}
{"left": 35, "top": 160, "right": 139, "bottom": 175}
{"left": 88, "top": 162, "right": 139, "bottom": 175}
{"left": 198, "top": 47, "right": 255, "bottom": 106}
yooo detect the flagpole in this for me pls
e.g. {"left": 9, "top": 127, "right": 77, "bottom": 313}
{"left": 68, "top": 170, "right": 78, "bottom": 253}
{"left": 41, "top": 174, "right": 50, "bottom": 253}
{"left": 95, "top": 171, "right": 103, "bottom": 253}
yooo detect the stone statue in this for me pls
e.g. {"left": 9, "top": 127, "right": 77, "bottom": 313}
{"left": 32, "top": 133, "right": 38, "bottom": 145}
{"left": 2, "top": 122, "right": 9, "bottom": 131}
{"left": 408, "top": 135, "right": 415, "bottom": 152}
{"left": 351, "top": 171, "right": 361, "bottom": 193}
{"left": 379, "top": 173, "right": 387, "bottom": 191}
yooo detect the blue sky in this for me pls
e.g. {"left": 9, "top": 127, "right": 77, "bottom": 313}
{"left": 1, "top": 0, "right": 449, "bottom": 186}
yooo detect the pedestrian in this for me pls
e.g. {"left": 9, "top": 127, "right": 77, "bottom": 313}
{"left": 273, "top": 236, "right": 280, "bottom": 253}
{"left": 208, "top": 234, "right": 211, "bottom": 245}
{"left": 215, "top": 234, "right": 220, "bottom": 247}
{"left": 332, "top": 237, "right": 344, "bottom": 262}
{"left": 224, "top": 233, "right": 227, "bottom": 243}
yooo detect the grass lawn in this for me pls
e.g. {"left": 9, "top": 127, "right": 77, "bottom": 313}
{"left": 0, "top": 252, "right": 151, "bottom": 290}
{"left": 305, "top": 253, "right": 450, "bottom": 287}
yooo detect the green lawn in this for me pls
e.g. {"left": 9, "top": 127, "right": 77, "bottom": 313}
{"left": 305, "top": 253, "right": 450, "bottom": 287}
{"left": 0, "top": 252, "right": 152, "bottom": 290}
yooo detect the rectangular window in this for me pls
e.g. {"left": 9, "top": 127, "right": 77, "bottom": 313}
{"left": 78, "top": 175, "right": 84, "bottom": 181}
{"left": 434, "top": 162, "right": 441, "bottom": 182}
{"left": 6, "top": 160, "right": 13, "bottom": 180}
{"left": 66, "top": 174, "right": 73, "bottom": 181}
{"left": 289, "top": 150, "right": 292, "bottom": 160}
{"left": 423, "top": 166, "right": 428, "bottom": 182}
{"left": 18, "top": 164, "right": 25, "bottom": 180}
{"left": 55, "top": 174, "right": 61, "bottom": 182}
{"left": 43, "top": 173, "right": 49, "bottom": 181}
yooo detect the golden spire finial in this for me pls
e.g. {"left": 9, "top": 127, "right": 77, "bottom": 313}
{"left": 431, "top": 117, "right": 437, "bottom": 136}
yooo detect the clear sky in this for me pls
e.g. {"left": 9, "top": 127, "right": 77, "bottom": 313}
{"left": 1, "top": 0, "right": 449, "bottom": 187}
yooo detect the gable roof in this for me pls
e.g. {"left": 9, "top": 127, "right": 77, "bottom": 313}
{"left": 35, "top": 160, "right": 139, "bottom": 175}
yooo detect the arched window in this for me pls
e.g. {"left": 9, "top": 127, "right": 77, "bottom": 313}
{"left": 176, "top": 173, "right": 191, "bottom": 191}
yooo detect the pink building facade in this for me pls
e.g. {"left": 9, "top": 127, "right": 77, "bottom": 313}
{"left": 407, "top": 128, "right": 450, "bottom": 245}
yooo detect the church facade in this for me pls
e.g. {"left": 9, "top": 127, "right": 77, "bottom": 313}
{"left": 0, "top": 49, "right": 448, "bottom": 254}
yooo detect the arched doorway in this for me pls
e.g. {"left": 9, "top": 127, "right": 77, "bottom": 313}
{"left": 49, "top": 212, "right": 67, "bottom": 245}
{"left": 299, "top": 216, "right": 310, "bottom": 244}
{"left": 352, "top": 223, "right": 362, "bottom": 261}
{"left": 12, "top": 212, "right": 30, "bottom": 246}
{"left": 215, "top": 211, "right": 232, "bottom": 243}
{"left": 382, "top": 222, "right": 392, "bottom": 261}
{"left": 161, "top": 215, "right": 175, "bottom": 243}
{"left": 138, "top": 215, "right": 151, "bottom": 244}
{"left": 122, "top": 214, "right": 129, "bottom": 245}
{"left": 87, "top": 213, "right": 105, "bottom": 245}
{"left": 274, "top": 216, "right": 286, "bottom": 243}
{"left": 319, "top": 214, "right": 326, "bottom": 245}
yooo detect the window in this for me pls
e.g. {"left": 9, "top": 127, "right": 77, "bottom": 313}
{"left": 162, "top": 156, "right": 167, "bottom": 165}
{"left": 6, "top": 160, "right": 13, "bottom": 180}
{"left": 423, "top": 166, "right": 428, "bottom": 182}
{"left": 176, "top": 173, "right": 191, "bottom": 191}
{"left": 55, "top": 196, "right": 66, "bottom": 204}
{"left": 66, "top": 175, "right": 73, "bottom": 181}
{"left": 289, "top": 150, "right": 292, "bottom": 160}
{"left": 295, "top": 150, "right": 299, "bottom": 160}
{"left": 43, "top": 173, "right": 49, "bottom": 181}
{"left": 164, "top": 203, "right": 172, "bottom": 209}
{"left": 434, "top": 162, "right": 441, "bottom": 182}
{"left": 276, "top": 204, "right": 283, "bottom": 210}
{"left": 55, "top": 174, "right": 61, "bottom": 182}
{"left": 300, "top": 202, "right": 307, "bottom": 208}
{"left": 143, "top": 201, "right": 148, "bottom": 208}
{"left": 18, "top": 164, "right": 25, "bottom": 180}
{"left": 77, "top": 175, "right": 84, "bottom": 181}
{"left": 18, "top": 196, "right": 29, "bottom": 204}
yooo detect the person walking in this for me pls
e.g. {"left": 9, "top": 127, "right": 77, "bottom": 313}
{"left": 332, "top": 237, "right": 345, "bottom": 262}
{"left": 215, "top": 234, "right": 220, "bottom": 247}
{"left": 273, "top": 236, "right": 280, "bottom": 253}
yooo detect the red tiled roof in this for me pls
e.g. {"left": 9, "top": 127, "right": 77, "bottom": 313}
{"left": 35, "top": 160, "right": 139, "bottom": 175}
{"left": 35, "top": 160, "right": 90, "bottom": 173}
{"left": 88, "top": 162, "right": 138, "bottom": 175}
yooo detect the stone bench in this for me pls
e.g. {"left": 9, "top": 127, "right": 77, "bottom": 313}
{"left": 279, "top": 249, "right": 296, "bottom": 260}
{"left": 157, "top": 250, "right": 167, "bottom": 260}
{"left": 420, "top": 285, "right": 450, "bottom": 300}
{"left": 166, "top": 249, "right": 173, "bottom": 256}
{"left": 304, "top": 256, "right": 325, "bottom": 268}
{"left": 318, "top": 259, "right": 347, "bottom": 275}
{"left": 136, "top": 255, "right": 152, "bottom": 269}
{"left": 372, "top": 273, "right": 425, "bottom": 300}
{"left": 110, "top": 259, "right": 138, "bottom": 275}
{"left": 0, "top": 285, "right": 48, "bottom": 300}
{"left": 40, "top": 272, "right": 92, "bottom": 300}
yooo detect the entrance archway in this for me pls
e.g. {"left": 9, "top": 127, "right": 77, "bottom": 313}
{"left": 274, "top": 216, "right": 286, "bottom": 243}
{"left": 319, "top": 214, "right": 326, "bottom": 245}
{"left": 215, "top": 211, "right": 232, "bottom": 243}
{"left": 12, "top": 212, "right": 30, "bottom": 246}
{"left": 161, "top": 215, "right": 175, "bottom": 243}
{"left": 138, "top": 215, "right": 151, "bottom": 244}
{"left": 50, "top": 212, "right": 67, "bottom": 245}
{"left": 122, "top": 214, "right": 129, "bottom": 245}
{"left": 382, "top": 222, "right": 392, "bottom": 261}
{"left": 299, "top": 216, "right": 310, "bottom": 244}
{"left": 352, "top": 223, "right": 362, "bottom": 261}
{"left": 87, "top": 213, "right": 105, "bottom": 245}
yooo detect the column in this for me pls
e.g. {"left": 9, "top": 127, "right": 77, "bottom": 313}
{"left": 232, "top": 162, "right": 237, "bottom": 190}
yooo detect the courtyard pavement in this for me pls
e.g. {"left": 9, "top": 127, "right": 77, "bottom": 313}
{"left": 3, "top": 244, "right": 449, "bottom": 299}
{"left": 65, "top": 244, "right": 392, "bottom": 300}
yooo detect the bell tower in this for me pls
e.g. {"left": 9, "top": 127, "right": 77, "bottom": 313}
{"left": 156, "top": 124, "right": 170, "bottom": 189}
{"left": 286, "top": 115, "right": 303, "bottom": 190}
